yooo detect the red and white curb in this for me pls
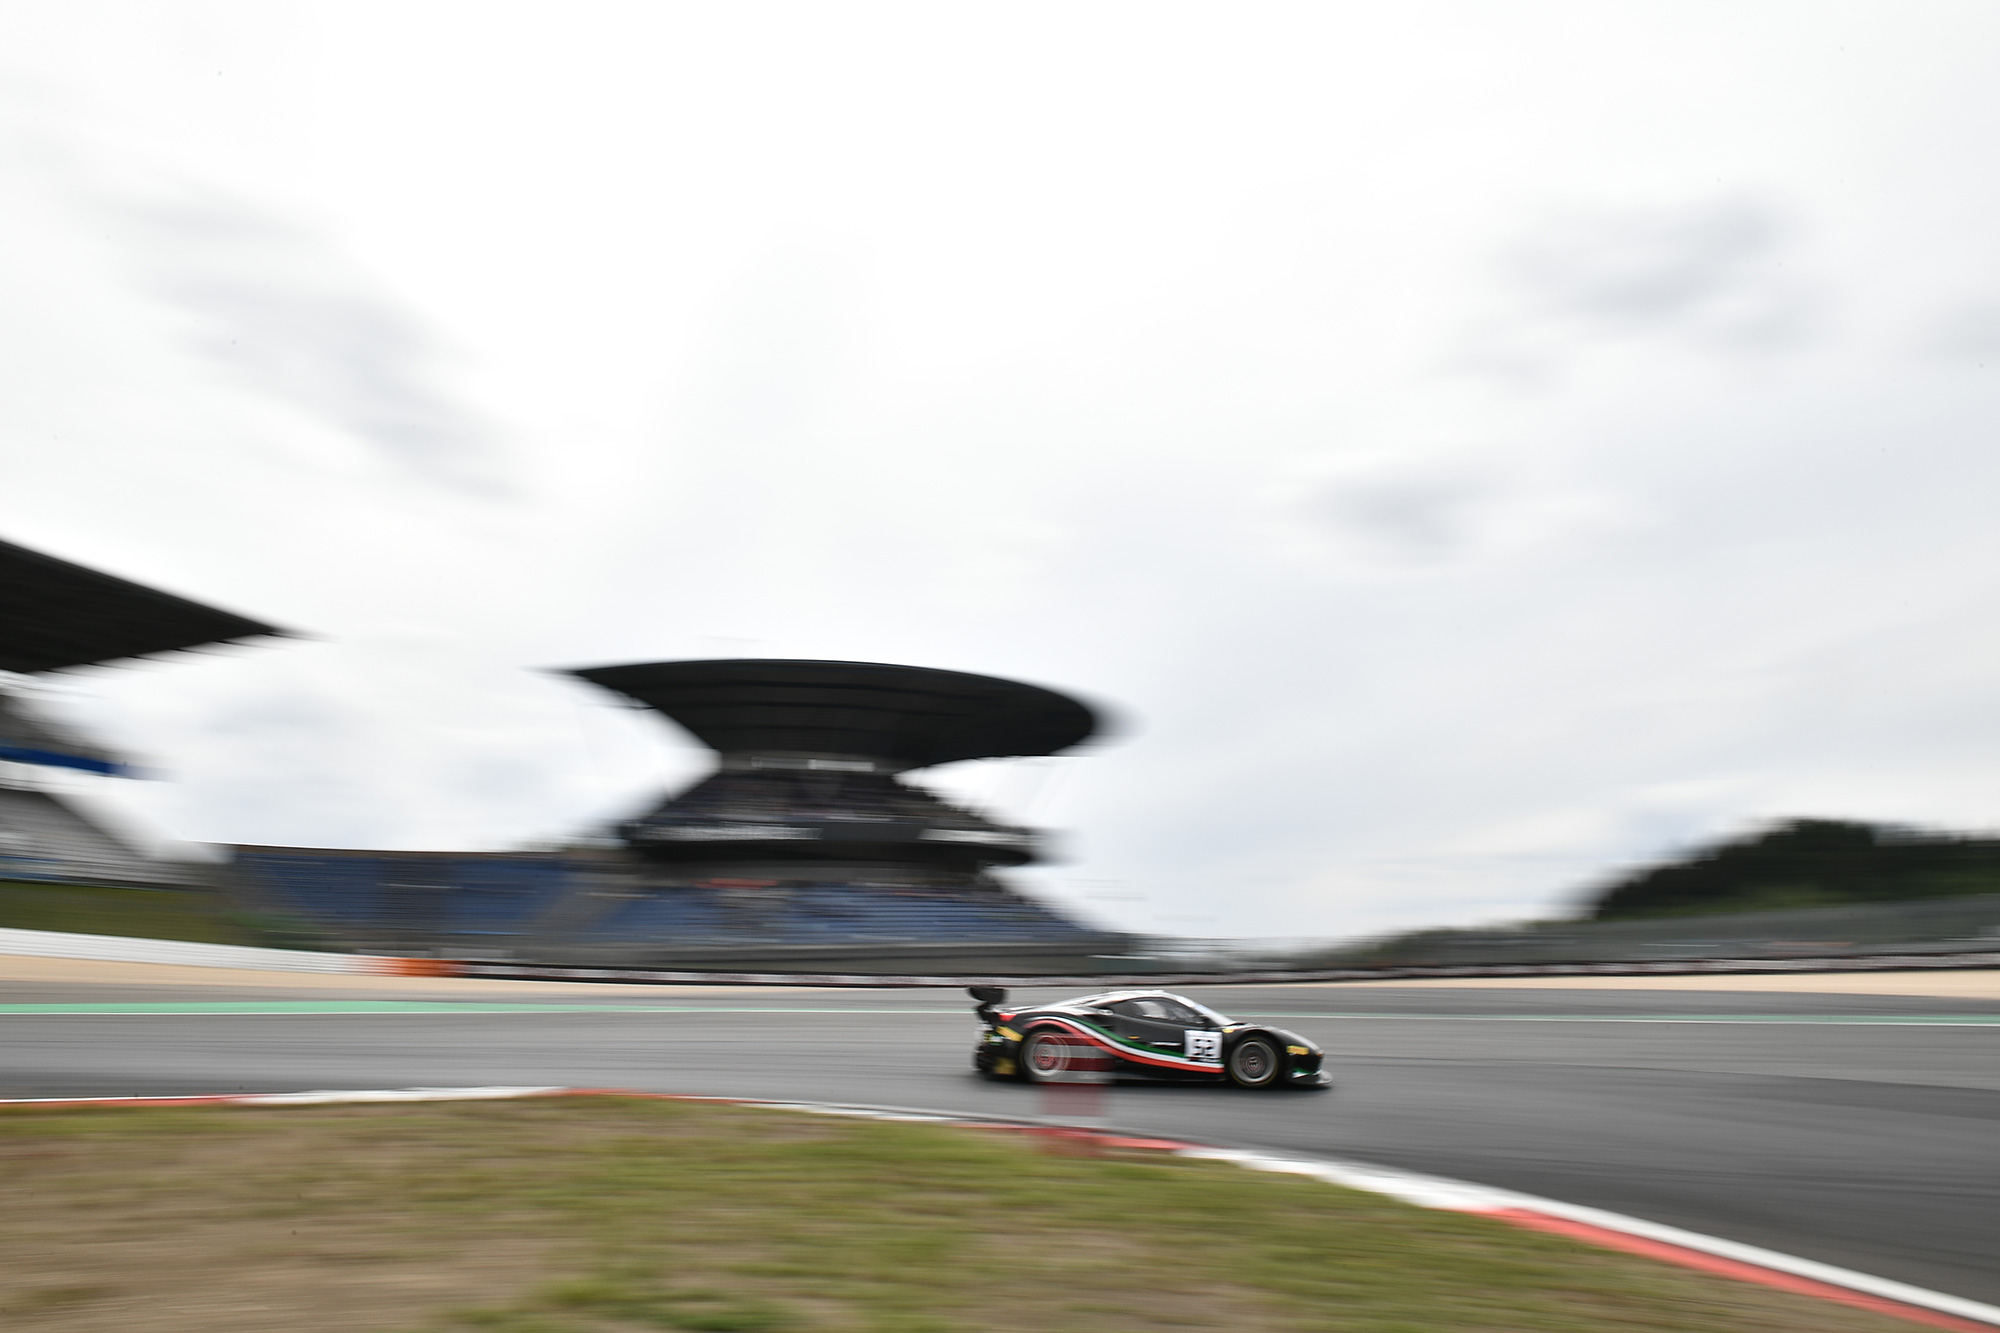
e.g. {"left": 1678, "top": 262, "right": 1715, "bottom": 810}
{"left": 6, "top": 1086, "right": 1996, "bottom": 1331}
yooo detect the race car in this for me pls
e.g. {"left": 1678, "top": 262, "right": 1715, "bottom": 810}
{"left": 969, "top": 986, "right": 1330, "bottom": 1089}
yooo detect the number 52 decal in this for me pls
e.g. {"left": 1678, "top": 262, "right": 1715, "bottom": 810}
{"left": 1184, "top": 1029, "right": 1222, "bottom": 1062}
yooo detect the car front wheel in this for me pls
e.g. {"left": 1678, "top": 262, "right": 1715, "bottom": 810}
{"left": 1226, "top": 1036, "right": 1280, "bottom": 1089}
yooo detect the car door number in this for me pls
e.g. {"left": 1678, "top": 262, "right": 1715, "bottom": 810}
{"left": 1185, "top": 1030, "right": 1222, "bottom": 1063}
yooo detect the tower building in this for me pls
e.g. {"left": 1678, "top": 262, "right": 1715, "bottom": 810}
{"left": 568, "top": 658, "right": 1098, "bottom": 887}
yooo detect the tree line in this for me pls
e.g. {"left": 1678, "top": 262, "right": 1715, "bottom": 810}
{"left": 1586, "top": 818, "right": 2000, "bottom": 920}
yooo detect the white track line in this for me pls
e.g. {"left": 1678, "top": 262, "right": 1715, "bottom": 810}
{"left": 1175, "top": 1146, "right": 2000, "bottom": 1328}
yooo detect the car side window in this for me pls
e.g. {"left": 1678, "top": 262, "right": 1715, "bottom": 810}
{"left": 1112, "top": 998, "right": 1195, "bottom": 1023}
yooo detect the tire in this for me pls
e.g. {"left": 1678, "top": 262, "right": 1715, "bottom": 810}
{"left": 1021, "top": 1030, "right": 1073, "bottom": 1083}
{"left": 1226, "top": 1036, "right": 1281, "bottom": 1089}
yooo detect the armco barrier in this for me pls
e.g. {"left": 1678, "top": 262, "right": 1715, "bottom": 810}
{"left": 443, "top": 949, "right": 2000, "bottom": 987}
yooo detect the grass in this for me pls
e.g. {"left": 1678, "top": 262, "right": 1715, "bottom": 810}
{"left": 0, "top": 880, "right": 332, "bottom": 949}
{"left": 0, "top": 1097, "right": 1926, "bottom": 1333}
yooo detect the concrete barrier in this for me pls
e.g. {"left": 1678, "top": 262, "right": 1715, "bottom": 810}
{"left": 0, "top": 926, "right": 383, "bottom": 974}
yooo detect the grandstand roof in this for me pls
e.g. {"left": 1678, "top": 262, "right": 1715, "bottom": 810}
{"left": 0, "top": 536, "right": 284, "bottom": 674}
{"left": 567, "top": 659, "right": 1100, "bottom": 769}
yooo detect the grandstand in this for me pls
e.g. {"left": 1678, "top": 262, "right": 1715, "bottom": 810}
{"left": 0, "top": 536, "right": 280, "bottom": 677}
{"left": 0, "top": 787, "right": 183, "bottom": 888}
{"left": 229, "top": 846, "right": 584, "bottom": 956}
{"left": 1, "top": 535, "right": 283, "bottom": 900}
{"left": 554, "top": 879, "right": 1112, "bottom": 972}
{"left": 571, "top": 658, "right": 1091, "bottom": 876}
{"left": 550, "top": 659, "right": 1125, "bottom": 970}
{"left": 1, "top": 535, "right": 1128, "bottom": 972}
{"left": 228, "top": 660, "right": 1128, "bottom": 972}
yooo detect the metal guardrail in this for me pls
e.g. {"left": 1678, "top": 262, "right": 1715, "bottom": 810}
{"left": 449, "top": 948, "right": 2000, "bottom": 988}
{"left": 1, "top": 919, "right": 1994, "bottom": 986}
{"left": 1123, "top": 896, "right": 2000, "bottom": 972}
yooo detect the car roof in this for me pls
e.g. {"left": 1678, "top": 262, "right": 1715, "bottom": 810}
{"left": 1067, "top": 989, "right": 1217, "bottom": 1010}
{"left": 1067, "top": 989, "right": 1174, "bottom": 1005}
{"left": 1059, "top": 989, "right": 1235, "bottom": 1024}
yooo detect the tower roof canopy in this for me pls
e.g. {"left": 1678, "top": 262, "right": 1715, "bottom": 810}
{"left": 0, "top": 537, "right": 284, "bottom": 675}
{"left": 567, "top": 659, "right": 1099, "bottom": 768}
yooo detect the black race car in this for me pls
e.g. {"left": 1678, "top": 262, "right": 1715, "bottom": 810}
{"left": 969, "top": 986, "right": 1330, "bottom": 1089}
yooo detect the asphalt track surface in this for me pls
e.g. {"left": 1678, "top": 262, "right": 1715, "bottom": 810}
{"left": 5, "top": 978, "right": 1999, "bottom": 1309}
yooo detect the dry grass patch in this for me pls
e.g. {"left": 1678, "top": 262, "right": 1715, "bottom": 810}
{"left": 0, "top": 1097, "right": 1929, "bottom": 1333}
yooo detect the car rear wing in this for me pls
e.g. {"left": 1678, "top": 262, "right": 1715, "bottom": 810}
{"left": 968, "top": 985, "right": 1007, "bottom": 1024}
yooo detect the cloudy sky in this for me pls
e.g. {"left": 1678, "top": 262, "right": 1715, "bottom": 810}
{"left": 4, "top": 2, "right": 2000, "bottom": 941}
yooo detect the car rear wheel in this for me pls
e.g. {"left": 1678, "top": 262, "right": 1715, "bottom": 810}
{"left": 1226, "top": 1036, "right": 1280, "bottom": 1089}
{"left": 1021, "top": 1030, "right": 1073, "bottom": 1083}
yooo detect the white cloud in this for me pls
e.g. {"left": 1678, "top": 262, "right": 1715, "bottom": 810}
{"left": 114, "top": 189, "right": 511, "bottom": 496}
{"left": 1925, "top": 301, "right": 2000, "bottom": 363}
{"left": 1516, "top": 198, "right": 1810, "bottom": 340}
{"left": 1300, "top": 452, "right": 1631, "bottom": 571}
{"left": 1459, "top": 195, "right": 1821, "bottom": 381}
{"left": 5, "top": 2, "right": 2000, "bottom": 940}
